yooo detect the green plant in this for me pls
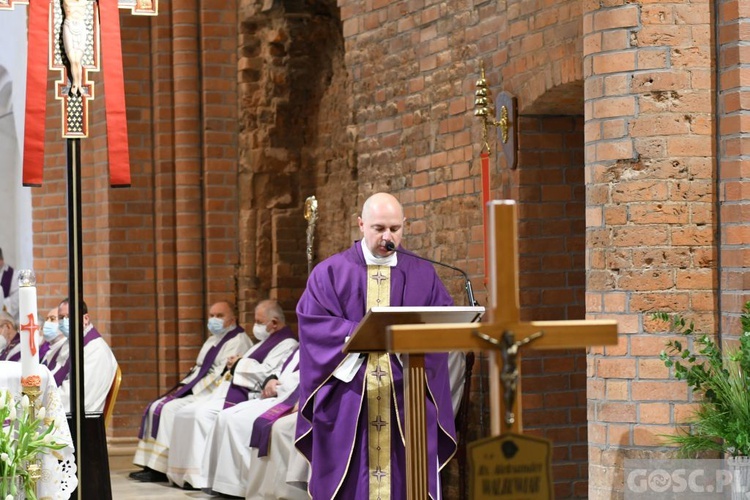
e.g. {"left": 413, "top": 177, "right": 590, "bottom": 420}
{"left": 0, "top": 389, "right": 66, "bottom": 500}
{"left": 657, "top": 301, "right": 750, "bottom": 458}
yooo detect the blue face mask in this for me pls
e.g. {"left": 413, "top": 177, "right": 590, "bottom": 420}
{"left": 207, "top": 317, "right": 225, "bottom": 336}
{"left": 43, "top": 322, "right": 60, "bottom": 342}
{"left": 59, "top": 317, "right": 70, "bottom": 338}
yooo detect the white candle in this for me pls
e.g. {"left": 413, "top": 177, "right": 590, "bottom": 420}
{"left": 18, "top": 270, "right": 41, "bottom": 382}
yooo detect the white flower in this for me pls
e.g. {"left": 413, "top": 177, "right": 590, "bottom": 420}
{"left": 0, "top": 452, "right": 8, "bottom": 463}
{"left": 8, "top": 404, "right": 15, "bottom": 421}
{"left": 37, "top": 407, "right": 46, "bottom": 420}
{"left": 54, "top": 415, "right": 66, "bottom": 431}
{"left": 20, "top": 395, "right": 29, "bottom": 409}
{"left": 7, "top": 494, "right": 13, "bottom": 500}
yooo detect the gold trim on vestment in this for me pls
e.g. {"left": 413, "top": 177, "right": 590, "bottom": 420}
{"left": 366, "top": 265, "right": 391, "bottom": 499}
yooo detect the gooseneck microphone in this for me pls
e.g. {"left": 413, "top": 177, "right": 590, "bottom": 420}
{"left": 384, "top": 241, "right": 479, "bottom": 307}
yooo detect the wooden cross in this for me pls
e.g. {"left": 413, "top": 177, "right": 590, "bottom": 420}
{"left": 387, "top": 200, "right": 618, "bottom": 498}
{"left": 0, "top": 0, "right": 157, "bottom": 186}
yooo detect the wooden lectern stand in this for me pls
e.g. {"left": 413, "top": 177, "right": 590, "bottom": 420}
{"left": 347, "top": 200, "right": 617, "bottom": 500}
{"left": 344, "top": 306, "right": 485, "bottom": 499}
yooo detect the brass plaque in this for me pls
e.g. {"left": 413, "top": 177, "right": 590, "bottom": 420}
{"left": 468, "top": 432, "right": 553, "bottom": 500}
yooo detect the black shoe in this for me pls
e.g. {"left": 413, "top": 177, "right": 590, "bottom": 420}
{"left": 130, "top": 468, "right": 168, "bottom": 483}
{"left": 183, "top": 482, "right": 198, "bottom": 491}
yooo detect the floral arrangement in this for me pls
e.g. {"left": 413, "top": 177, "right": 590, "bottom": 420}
{"left": 0, "top": 389, "right": 66, "bottom": 500}
{"left": 658, "top": 301, "right": 750, "bottom": 457}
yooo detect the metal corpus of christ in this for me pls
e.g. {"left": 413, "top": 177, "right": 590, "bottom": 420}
{"left": 1, "top": 0, "right": 158, "bottom": 498}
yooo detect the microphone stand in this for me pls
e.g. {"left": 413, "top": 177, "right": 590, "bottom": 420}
{"left": 384, "top": 241, "right": 479, "bottom": 500}
{"left": 384, "top": 242, "right": 479, "bottom": 307}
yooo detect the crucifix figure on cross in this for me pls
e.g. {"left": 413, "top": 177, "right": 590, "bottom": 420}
{"left": 0, "top": 0, "right": 158, "bottom": 186}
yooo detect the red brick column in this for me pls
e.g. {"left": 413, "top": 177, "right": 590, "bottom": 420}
{"left": 584, "top": 2, "right": 715, "bottom": 497}
{"left": 717, "top": 0, "right": 750, "bottom": 333}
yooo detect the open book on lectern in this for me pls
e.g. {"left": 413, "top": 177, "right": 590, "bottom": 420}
{"left": 344, "top": 306, "right": 486, "bottom": 354}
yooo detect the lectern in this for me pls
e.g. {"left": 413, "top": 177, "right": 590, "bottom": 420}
{"left": 344, "top": 305, "right": 485, "bottom": 498}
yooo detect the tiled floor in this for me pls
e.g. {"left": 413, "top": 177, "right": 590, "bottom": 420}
{"left": 110, "top": 461, "right": 219, "bottom": 499}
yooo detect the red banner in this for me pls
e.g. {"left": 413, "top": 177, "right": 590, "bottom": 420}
{"left": 22, "top": 0, "right": 51, "bottom": 187}
{"left": 481, "top": 151, "right": 491, "bottom": 284}
{"left": 99, "top": 0, "right": 131, "bottom": 187}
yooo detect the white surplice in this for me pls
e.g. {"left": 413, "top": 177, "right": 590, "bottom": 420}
{"left": 166, "top": 335, "right": 298, "bottom": 489}
{"left": 60, "top": 325, "right": 118, "bottom": 413}
{"left": 245, "top": 411, "right": 310, "bottom": 500}
{"left": 41, "top": 336, "right": 69, "bottom": 386}
{"left": 204, "top": 350, "right": 301, "bottom": 497}
{"left": 133, "top": 327, "right": 253, "bottom": 473}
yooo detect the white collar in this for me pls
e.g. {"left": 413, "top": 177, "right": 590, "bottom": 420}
{"left": 360, "top": 239, "right": 397, "bottom": 267}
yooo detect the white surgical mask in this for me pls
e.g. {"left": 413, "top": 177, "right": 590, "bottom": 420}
{"left": 59, "top": 317, "right": 70, "bottom": 338}
{"left": 43, "top": 322, "right": 59, "bottom": 342}
{"left": 207, "top": 317, "right": 225, "bottom": 336}
{"left": 252, "top": 322, "right": 270, "bottom": 342}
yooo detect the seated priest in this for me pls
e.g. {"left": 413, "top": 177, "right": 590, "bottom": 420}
{"left": 203, "top": 346, "right": 301, "bottom": 497}
{"left": 40, "top": 306, "right": 70, "bottom": 387}
{"left": 0, "top": 311, "right": 20, "bottom": 361}
{"left": 244, "top": 405, "right": 310, "bottom": 499}
{"left": 165, "top": 299, "right": 298, "bottom": 490}
{"left": 57, "top": 298, "right": 119, "bottom": 413}
{"left": 130, "top": 300, "right": 252, "bottom": 483}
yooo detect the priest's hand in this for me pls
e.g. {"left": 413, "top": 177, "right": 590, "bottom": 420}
{"left": 261, "top": 379, "right": 280, "bottom": 399}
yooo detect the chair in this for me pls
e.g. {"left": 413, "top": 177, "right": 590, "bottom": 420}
{"left": 103, "top": 365, "right": 122, "bottom": 428}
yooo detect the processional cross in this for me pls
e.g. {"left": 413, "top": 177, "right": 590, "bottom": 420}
{"left": 387, "top": 200, "right": 618, "bottom": 499}
{"left": 1, "top": 0, "right": 157, "bottom": 186}
{"left": 1, "top": 1, "right": 157, "bottom": 498}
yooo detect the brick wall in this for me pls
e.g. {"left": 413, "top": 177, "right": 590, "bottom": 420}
{"left": 583, "top": 2, "right": 716, "bottom": 497}
{"left": 24, "top": 0, "right": 750, "bottom": 497}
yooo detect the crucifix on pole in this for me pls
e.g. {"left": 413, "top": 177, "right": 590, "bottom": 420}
{"left": 1, "top": 1, "right": 158, "bottom": 498}
{"left": 384, "top": 200, "right": 618, "bottom": 498}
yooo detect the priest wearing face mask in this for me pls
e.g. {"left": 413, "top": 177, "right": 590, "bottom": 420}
{"left": 165, "top": 299, "right": 298, "bottom": 490}
{"left": 131, "top": 300, "right": 253, "bottom": 483}
{"left": 0, "top": 311, "right": 20, "bottom": 361}
{"left": 40, "top": 306, "right": 70, "bottom": 386}
{"left": 57, "top": 298, "right": 119, "bottom": 413}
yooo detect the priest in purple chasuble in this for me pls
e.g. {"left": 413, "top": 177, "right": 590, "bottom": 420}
{"left": 130, "top": 301, "right": 253, "bottom": 482}
{"left": 295, "top": 192, "right": 457, "bottom": 499}
{"left": 165, "top": 299, "right": 298, "bottom": 489}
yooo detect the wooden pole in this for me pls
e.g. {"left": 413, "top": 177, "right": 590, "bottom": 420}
{"left": 66, "top": 138, "right": 85, "bottom": 500}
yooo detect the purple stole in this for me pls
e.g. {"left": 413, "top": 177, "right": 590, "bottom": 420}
{"left": 222, "top": 326, "right": 296, "bottom": 410}
{"left": 53, "top": 327, "right": 103, "bottom": 387}
{"left": 0, "top": 266, "right": 12, "bottom": 299}
{"left": 44, "top": 341, "right": 69, "bottom": 386}
{"left": 39, "top": 342, "right": 50, "bottom": 360}
{"left": 249, "top": 349, "right": 299, "bottom": 456}
{"left": 138, "top": 325, "right": 245, "bottom": 439}
{"left": 0, "top": 333, "right": 20, "bottom": 361}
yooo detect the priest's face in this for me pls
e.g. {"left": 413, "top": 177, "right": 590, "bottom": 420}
{"left": 209, "top": 301, "right": 235, "bottom": 329}
{"left": 358, "top": 195, "right": 405, "bottom": 257}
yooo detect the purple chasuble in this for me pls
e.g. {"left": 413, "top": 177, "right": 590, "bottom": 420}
{"left": 223, "top": 326, "right": 296, "bottom": 409}
{"left": 295, "top": 242, "right": 457, "bottom": 500}
{"left": 0, "top": 333, "right": 20, "bottom": 361}
{"left": 137, "top": 325, "right": 245, "bottom": 439}
{"left": 0, "top": 266, "right": 13, "bottom": 299}
{"left": 248, "top": 348, "right": 300, "bottom": 455}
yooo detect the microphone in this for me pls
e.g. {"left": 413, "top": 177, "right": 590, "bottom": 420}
{"left": 384, "top": 241, "right": 479, "bottom": 307}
